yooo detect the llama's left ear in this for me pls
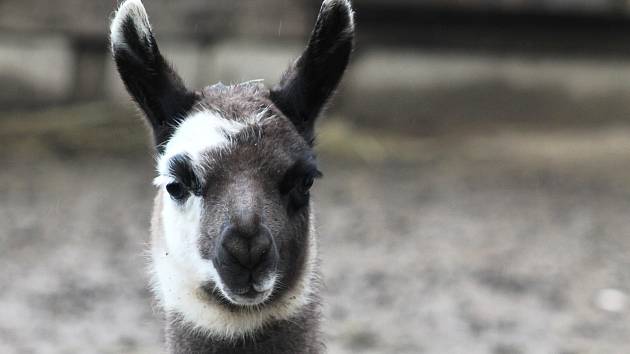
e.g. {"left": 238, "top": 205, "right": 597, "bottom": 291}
{"left": 270, "top": 0, "right": 355, "bottom": 145}
{"left": 110, "top": 0, "right": 197, "bottom": 152}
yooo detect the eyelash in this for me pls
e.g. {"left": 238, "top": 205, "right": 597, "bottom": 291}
{"left": 281, "top": 168, "right": 322, "bottom": 212}
{"left": 297, "top": 175, "right": 315, "bottom": 195}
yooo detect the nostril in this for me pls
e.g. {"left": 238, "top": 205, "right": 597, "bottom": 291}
{"left": 249, "top": 229, "right": 274, "bottom": 266}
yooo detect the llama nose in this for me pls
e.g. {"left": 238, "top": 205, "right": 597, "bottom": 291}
{"left": 219, "top": 219, "right": 273, "bottom": 270}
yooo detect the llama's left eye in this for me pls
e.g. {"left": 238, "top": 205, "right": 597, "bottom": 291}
{"left": 166, "top": 182, "right": 188, "bottom": 201}
{"left": 299, "top": 176, "right": 314, "bottom": 194}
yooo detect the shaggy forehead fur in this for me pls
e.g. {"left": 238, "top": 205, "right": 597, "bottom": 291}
{"left": 199, "top": 81, "right": 271, "bottom": 123}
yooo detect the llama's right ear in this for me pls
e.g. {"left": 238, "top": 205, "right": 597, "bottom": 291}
{"left": 270, "top": 0, "right": 355, "bottom": 145}
{"left": 110, "top": 0, "right": 197, "bottom": 152}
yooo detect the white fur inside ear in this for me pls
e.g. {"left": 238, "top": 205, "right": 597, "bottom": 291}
{"left": 110, "top": 0, "right": 153, "bottom": 51}
{"left": 321, "top": 0, "right": 355, "bottom": 33}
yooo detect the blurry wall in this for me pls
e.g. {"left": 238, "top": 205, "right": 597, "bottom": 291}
{"left": 3, "top": 0, "right": 630, "bottom": 132}
{"left": 0, "top": 0, "right": 312, "bottom": 107}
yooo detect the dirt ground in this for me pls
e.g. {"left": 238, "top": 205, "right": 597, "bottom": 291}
{"left": 1, "top": 103, "right": 629, "bottom": 353}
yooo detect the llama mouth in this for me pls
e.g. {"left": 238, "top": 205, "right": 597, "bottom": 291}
{"left": 201, "top": 282, "right": 274, "bottom": 307}
{"left": 228, "top": 286, "right": 273, "bottom": 306}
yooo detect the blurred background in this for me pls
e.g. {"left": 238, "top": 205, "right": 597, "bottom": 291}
{"left": 1, "top": 0, "right": 630, "bottom": 353}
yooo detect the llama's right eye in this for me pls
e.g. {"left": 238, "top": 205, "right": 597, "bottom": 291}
{"left": 166, "top": 182, "right": 188, "bottom": 201}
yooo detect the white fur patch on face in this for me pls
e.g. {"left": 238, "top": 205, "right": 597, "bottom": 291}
{"left": 151, "top": 109, "right": 249, "bottom": 316}
{"left": 155, "top": 110, "right": 245, "bottom": 181}
{"left": 110, "top": 0, "right": 152, "bottom": 52}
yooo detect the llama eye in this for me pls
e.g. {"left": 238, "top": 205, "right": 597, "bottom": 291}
{"left": 166, "top": 182, "right": 188, "bottom": 201}
{"left": 299, "top": 176, "right": 314, "bottom": 194}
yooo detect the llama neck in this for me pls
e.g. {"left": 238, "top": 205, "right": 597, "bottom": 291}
{"left": 165, "top": 300, "right": 322, "bottom": 354}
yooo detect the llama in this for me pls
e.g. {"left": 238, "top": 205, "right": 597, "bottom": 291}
{"left": 110, "top": 0, "right": 354, "bottom": 352}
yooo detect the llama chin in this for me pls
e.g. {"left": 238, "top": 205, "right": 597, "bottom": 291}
{"left": 110, "top": 0, "right": 354, "bottom": 352}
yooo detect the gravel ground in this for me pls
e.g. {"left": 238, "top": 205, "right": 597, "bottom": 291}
{"left": 1, "top": 103, "right": 630, "bottom": 353}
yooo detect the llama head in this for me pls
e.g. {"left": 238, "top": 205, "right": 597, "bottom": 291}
{"left": 110, "top": 0, "right": 353, "bottom": 336}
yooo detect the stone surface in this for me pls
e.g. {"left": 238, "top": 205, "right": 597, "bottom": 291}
{"left": 595, "top": 288, "right": 628, "bottom": 313}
